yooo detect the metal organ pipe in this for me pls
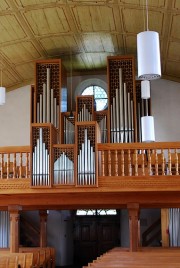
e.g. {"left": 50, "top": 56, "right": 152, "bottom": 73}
{"left": 110, "top": 68, "right": 134, "bottom": 143}
{"left": 77, "top": 129, "right": 95, "bottom": 186}
{"left": 32, "top": 128, "right": 50, "bottom": 186}
{"left": 54, "top": 152, "right": 74, "bottom": 184}
{"left": 46, "top": 68, "right": 50, "bottom": 123}
{"left": 36, "top": 67, "right": 58, "bottom": 128}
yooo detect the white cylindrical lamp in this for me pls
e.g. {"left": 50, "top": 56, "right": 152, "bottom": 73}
{"left": 141, "top": 80, "right": 150, "bottom": 99}
{"left": 0, "top": 86, "right": 6, "bottom": 105}
{"left": 137, "top": 31, "right": 161, "bottom": 80}
{"left": 141, "top": 115, "right": 155, "bottom": 142}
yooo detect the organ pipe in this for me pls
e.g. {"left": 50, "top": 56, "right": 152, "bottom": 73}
{"left": 54, "top": 151, "right": 74, "bottom": 184}
{"left": 32, "top": 128, "right": 50, "bottom": 186}
{"left": 36, "top": 68, "right": 59, "bottom": 128}
{"left": 110, "top": 68, "right": 134, "bottom": 143}
{"left": 77, "top": 128, "right": 95, "bottom": 186}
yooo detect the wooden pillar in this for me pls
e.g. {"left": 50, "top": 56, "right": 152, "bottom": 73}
{"left": 8, "top": 205, "right": 22, "bottom": 253}
{"left": 161, "top": 208, "right": 169, "bottom": 247}
{"left": 127, "top": 203, "right": 140, "bottom": 251}
{"left": 39, "top": 210, "right": 48, "bottom": 247}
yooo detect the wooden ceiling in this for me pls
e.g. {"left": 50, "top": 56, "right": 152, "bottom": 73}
{"left": 0, "top": 0, "right": 179, "bottom": 91}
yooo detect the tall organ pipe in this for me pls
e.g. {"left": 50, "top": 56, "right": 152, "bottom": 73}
{"left": 46, "top": 68, "right": 50, "bottom": 123}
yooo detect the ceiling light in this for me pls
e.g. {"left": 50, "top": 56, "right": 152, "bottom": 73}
{"left": 141, "top": 80, "right": 150, "bottom": 99}
{"left": 141, "top": 116, "right": 155, "bottom": 142}
{"left": 137, "top": 0, "right": 161, "bottom": 80}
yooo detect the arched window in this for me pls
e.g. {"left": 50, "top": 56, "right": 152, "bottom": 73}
{"left": 75, "top": 78, "right": 108, "bottom": 111}
{"left": 76, "top": 209, "right": 117, "bottom": 216}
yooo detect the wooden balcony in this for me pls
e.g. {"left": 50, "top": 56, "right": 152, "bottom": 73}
{"left": 1, "top": 142, "right": 180, "bottom": 210}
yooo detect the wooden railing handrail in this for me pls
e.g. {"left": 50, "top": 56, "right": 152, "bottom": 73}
{"left": 98, "top": 142, "right": 180, "bottom": 151}
{"left": 0, "top": 146, "right": 30, "bottom": 153}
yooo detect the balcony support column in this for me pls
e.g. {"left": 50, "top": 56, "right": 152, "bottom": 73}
{"left": 127, "top": 203, "right": 140, "bottom": 251}
{"left": 39, "top": 210, "right": 48, "bottom": 247}
{"left": 8, "top": 205, "right": 22, "bottom": 253}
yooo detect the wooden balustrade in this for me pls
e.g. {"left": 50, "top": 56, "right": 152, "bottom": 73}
{"left": 0, "top": 142, "right": 180, "bottom": 185}
{"left": 98, "top": 142, "right": 180, "bottom": 177}
{"left": 0, "top": 146, "right": 30, "bottom": 179}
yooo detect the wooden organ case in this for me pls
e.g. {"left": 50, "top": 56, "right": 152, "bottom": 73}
{"left": 30, "top": 55, "right": 146, "bottom": 188}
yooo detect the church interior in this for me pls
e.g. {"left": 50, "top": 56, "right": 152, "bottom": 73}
{"left": 0, "top": 0, "right": 180, "bottom": 267}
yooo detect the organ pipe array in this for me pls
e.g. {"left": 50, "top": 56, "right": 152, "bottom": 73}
{"left": 77, "top": 128, "right": 95, "bottom": 185}
{"left": 0, "top": 211, "right": 9, "bottom": 248}
{"left": 31, "top": 56, "right": 139, "bottom": 188}
{"left": 95, "top": 112, "right": 108, "bottom": 143}
{"left": 54, "top": 149, "right": 74, "bottom": 184}
{"left": 110, "top": 68, "right": 134, "bottom": 143}
{"left": 36, "top": 68, "right": 59, "bottom": 128}
{"left": 77, "top": 96, "right": 94, "bottom": 122}
{"left": 62, "top": 113, "right": 75, "bottom": 144}
{"left": 76, "top": 122, "right": 99, "bottom": 186}
{"left": 32, "top": 128, "right": 50, "bottom": 186}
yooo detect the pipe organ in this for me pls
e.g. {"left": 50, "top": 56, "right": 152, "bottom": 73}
{"left": 31, "top": 123, "right": 57, "bottom": 187}
{"left": 107, "top": 56, "right": 137, "bottom": 143}
{"left": 30, "top": 55, "right": 148, "bottom": 188}
{"left": 76, "top": 122, "right": 99, "bottom": 186}
{"left": 76, "top": 96, "right": 94, "bottom": 122}
{"left": 94, "top": 111, "right": 108, "bottom": 143}
{"left": 54, "top": 146, "right": 74, "bottom": 185}
{"left": 0, "top": 211, "right": 9, "bottom": 248}
{"left": 62, "top": 112, "right": 75, "bottom": 144}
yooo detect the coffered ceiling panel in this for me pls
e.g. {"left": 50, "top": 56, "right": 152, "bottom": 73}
{"left": 15, "top": 62, "right": 35, "bottom": 81}
{"left": 15, "top": 0, "right": 58, "bottom": 7}
{"left": 0, "top": 0, "right": 11, "bottom": 10}
{"left": 1, "top": 42, "right": 41, "bottom": 64}
{"left": 174, "top": 0, "right": 180, "bottom": 9}
{"left": 0, "top": 0, "right": 179, "bottom": 91}
{"left": 23, "top": 7, "right": 71, "bottom": 36}
{"left": 119, "top": 0, "right": 166, "bottom": 8}
{"left": 166, "top": 61, "right": 180, "bottom": 78}
{"left": 167, "top": 42, "right": 180, "bottom": 61}
{"left": 71, "top": 5, "right": 121, "bottom": 32}
{"left": 3, "top": 69, "right": 21, "bottom": 88}
{"left": 39, "top": 35, "right": 82, "bottom": 57}
{"left": 82, "top": 33, "right": 119, "bottom": 53}
{"left": 171, "top": 14, "right": 180, "bottom": 39}
{"left": 0, "top": 15, "right": 27, "bottom": 44}
{"left": 125, "top": 35, "right": 137, "bottom": 54}
{"left": 122, "top": 8, "right": 163, "bottom": 34}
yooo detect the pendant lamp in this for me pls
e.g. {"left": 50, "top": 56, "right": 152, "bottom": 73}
{"left": 0, "top": 63, "right": 6, "bottom": 105}
{"left": 137, "top": 0, "right": 161, "bottom": 80}
{"left": 141, "top": 80, "right": 150, "bottom": 99}
{"left": 141, "top": 116, "right": 155, "bottom": 142}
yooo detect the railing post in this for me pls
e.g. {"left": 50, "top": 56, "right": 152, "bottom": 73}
{"left": 127, "top": 203, "right": 140, "bottom": 251}
{"left": 39, "top": 210, "right": 48, "bottom": 247}
{"left": 8, "top": 205, "right": 22, "bottom": 253}
{"left": 161, "top": 208, "right": 169, "bottom": 247}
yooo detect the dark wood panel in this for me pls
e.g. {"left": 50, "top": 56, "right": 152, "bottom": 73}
{"left": 74, "top": 214, "right": 120, "bottom": 266}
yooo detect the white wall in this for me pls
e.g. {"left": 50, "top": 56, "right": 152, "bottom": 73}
{"left": 0, "top": 85, "right": 30, "bottom": 146}
{"left": 151, "top": 79, "right": 180, "bottom": 141}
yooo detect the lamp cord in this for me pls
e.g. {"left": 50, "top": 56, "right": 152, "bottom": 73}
{"left": 146, "top": 0, "right": 149, "bottom": 31}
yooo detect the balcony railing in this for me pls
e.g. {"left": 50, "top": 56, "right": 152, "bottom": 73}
{"left": 0, "top": 146, "right": 30, "bottom": 179}
{"left": 0, "top": 142, "right": 180, "bottom": 183}
{"left": 98, "top": 142, "right": 180, "bottom": 177}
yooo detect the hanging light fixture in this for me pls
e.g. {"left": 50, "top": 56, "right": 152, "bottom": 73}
{"left": 0, "top": 54, "right": 6, "bottom": 105}
{"left": 140, "top": 79, "right": 155, "bottom": 142}
{"left": 141, "top": 80, "right": 150, "bottom": 99}
{"left": 137, "top": 0, "right": 161, "bottom": 80}
{"left": 141, "top": 116, "right": 155, "bottom": 142}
